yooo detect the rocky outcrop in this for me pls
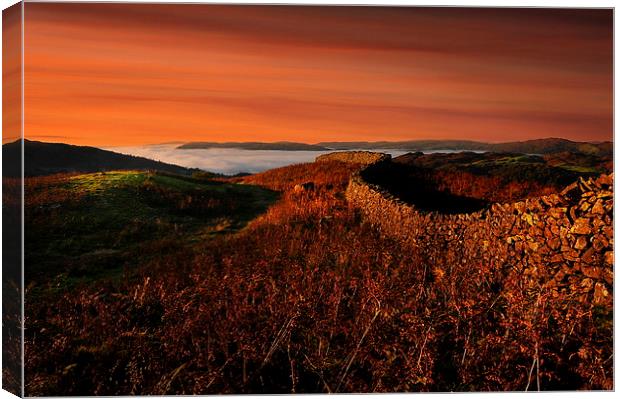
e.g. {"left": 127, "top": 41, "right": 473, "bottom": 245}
{"left": 346, "top": 161, "right": 613, "bottom": 307}
{"left": 316, "top": 151, "right": 391, "bottom": 165}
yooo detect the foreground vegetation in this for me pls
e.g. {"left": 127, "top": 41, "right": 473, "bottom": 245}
{"left": 24, "top": 161, "right": 612, "bottom": 394}
{"left": 365, "top": 151, "right": 613, "bottom": 212}
{"left": 25, "top": 171, "right": 277, "bottom": 291}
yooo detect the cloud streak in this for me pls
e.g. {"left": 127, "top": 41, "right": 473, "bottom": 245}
{"left": 24, "top": 4, "right": 612, "bottom": 146}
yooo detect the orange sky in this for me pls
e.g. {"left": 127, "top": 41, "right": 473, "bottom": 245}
{"left": 2, "top": 2, "right": 21, "bottom": 144}
{"left": 21, "top": 4, "right": 613, "bottom": 146}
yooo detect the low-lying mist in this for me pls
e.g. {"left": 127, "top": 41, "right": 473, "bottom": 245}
{"left": 104, "top": 144, "right": 412, "bottom": 175}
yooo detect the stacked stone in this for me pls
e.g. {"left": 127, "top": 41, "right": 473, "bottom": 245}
{"left": 315, "top": 151, "right": 392, "bottom": 165}
{"left": 558, "top": 174, "right": 613, "bottom": 305}
{"left": 346, "top": 161, "right": 614, "bottom": 308}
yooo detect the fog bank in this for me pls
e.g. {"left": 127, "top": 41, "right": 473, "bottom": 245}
{"left": 104, "top": 144, "right": 454, "bottom": 175}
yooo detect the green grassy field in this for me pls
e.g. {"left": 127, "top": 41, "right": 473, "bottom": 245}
{"left": 25, "top": 171, "right": 278, "bottom": 293}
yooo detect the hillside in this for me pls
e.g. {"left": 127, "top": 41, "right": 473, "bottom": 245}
{"left": 317, "top": 138, "right": 613, "bottom": 156}
{"left": 23, "top": 154, "right": 613, "bottom": 394}
{"left": 2, "top": 140, "right": 195, "bottom": 177}
{"left": 177, "top": 141, "right": 329, "bottom": 151}
{"left": 175, "top": 138, "right": 612, "bottom": 155}
{"left": 376, "top": 150, "right": 612, "bottom": 208}
{"left": 25, "top": 170, "right": 277, "bottom": 285}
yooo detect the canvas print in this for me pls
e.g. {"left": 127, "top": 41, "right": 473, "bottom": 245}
{"left": 1, "top": 2, "right": 614, "bottom": 395}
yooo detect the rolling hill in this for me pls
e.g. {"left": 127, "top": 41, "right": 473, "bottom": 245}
{"left": 174, "top": 138, "right": 612, "bottom": 156}
{"left": 22, "top": 157, "right": 612, "bottom": 394}
{"left": 3, "top": 139, "right": 196, "bottom": 177}
{"left": 24, "top": 170, "right": 278, "bottom": 284}
{"left": 316, "top": 137, "right": 613, "bottom": 156}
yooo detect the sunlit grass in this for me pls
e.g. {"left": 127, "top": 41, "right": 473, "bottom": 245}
{"left": 25, "top": 170, "right": 278, "bottom": 291}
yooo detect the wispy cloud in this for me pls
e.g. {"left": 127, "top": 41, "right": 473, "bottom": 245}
{"left": 25, "top": 4, "right": 612, "bottom": 145}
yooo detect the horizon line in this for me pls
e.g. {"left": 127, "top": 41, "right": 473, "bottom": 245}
{"left": 5, "top": 136, "right": 614, "bottom": 148}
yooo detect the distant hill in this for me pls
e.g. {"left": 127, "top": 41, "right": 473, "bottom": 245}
{"left": 176, "top": 138, "right": 611, "bottom": 155}
{"left": 317, "top": 138, "right": 613, "bottom": 156}
{"left": 486, "top": 138, "right": 612, "bottom": 156}
{"left": 3, "top": 140, "right": 194, "bottom": 177}
{"left": 178, "top": 141, "right": 329, "bottom": 151}
{"left": 319, "top": 139, "right": 483, "bottom": 151}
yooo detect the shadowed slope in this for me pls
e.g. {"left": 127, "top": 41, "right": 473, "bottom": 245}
{"left": 25, "top": 171, "right": 278, "bottom": 286}
{"left": 3, "top": 140, "right": 196, "bottom": 177}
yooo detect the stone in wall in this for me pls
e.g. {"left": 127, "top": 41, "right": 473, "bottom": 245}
{"left": 346, "top": 160, "right": 614, "bottom": 309}
{"left": 315, "top": 151, "right": 391, "bottom": 165}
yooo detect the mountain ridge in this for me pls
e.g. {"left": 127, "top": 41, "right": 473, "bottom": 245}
{"left": 3, "top": 139, "right": 195, "bottom": 177}
{"left": 316, "top": 137, "right": 613, "bottom": 156}
{"left": 176, "top": 138, "right": 612, "bottom": 156}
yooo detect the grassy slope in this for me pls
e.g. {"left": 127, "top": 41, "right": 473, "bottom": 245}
{"left": 24, "top": 161, "right": 612, "bottom": 395}
{"left": 3, "top": 140, "right": 195, "bottom": 177}
{"left": 382, "top": 151, "right": 611, "bottom": 206}
{"left": 25, "top": 171, "right": 278, "bottom": 291}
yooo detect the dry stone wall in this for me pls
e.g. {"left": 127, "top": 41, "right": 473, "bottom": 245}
{"left": 346, "top": 162, "right": 614, "bottom": 306}
{"left": 316, "top": 151, "right": 391, "bottom": 165}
